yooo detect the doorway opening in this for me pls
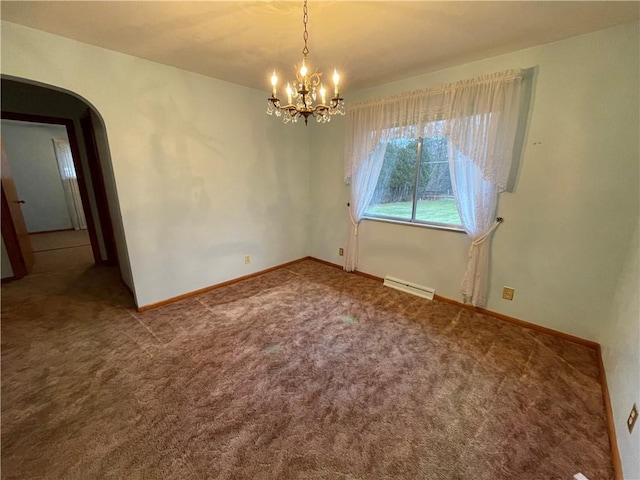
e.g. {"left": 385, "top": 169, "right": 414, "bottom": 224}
{"left": 1, "top": 77, "right": 121, "bottom": 282}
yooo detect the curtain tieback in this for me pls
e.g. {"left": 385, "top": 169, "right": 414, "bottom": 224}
{"left": 348, "top": 204, "right": 359, "bottom": 236}
{"left": 469, "top": 217, "right": 503, "bottom": 255}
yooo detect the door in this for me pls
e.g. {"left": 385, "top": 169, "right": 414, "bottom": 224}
{"left": 1, "top": 138, "right": 35, "bottom": 277}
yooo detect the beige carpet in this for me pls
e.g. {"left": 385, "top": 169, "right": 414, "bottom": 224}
{"left": 29, "top": 229, "right": 91, "bottom": 252}
{"left": 28, "top": 230, "right": 93, "bottom": 274}
{"left": 1, "top": 257, "right": 614, "bottom": 479}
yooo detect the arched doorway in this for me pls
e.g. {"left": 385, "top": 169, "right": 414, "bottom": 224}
{"left": 1, "top": 77, "right": 122, "bottom": 281}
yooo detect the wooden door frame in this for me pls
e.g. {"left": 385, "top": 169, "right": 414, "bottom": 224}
{"left": 1, "top": 183, "right": 27, "bottom": 279}
{"left": 80, "top": 109, "right": 118, "bottom": 266}
{"left": 1, "top": 111, "right": 103, "bottom": 265}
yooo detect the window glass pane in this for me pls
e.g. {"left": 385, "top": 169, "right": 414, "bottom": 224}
{"left": 365, "top": 138, "right": 418, "bottom": 221}
{"left": 415, "top": 137, "right": 462, "bottom": 226}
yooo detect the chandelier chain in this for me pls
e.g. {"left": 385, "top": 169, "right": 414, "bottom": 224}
{"left": 302, "top": 0, "right": 309, "bottom": 57}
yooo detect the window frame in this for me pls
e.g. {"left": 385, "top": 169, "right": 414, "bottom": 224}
{"left": 363, "top": 136, "right": 465, "bottom": 233}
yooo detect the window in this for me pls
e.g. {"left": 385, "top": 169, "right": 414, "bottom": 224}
{"left": 364, "top": 136, "right": 462, "bottom": 229}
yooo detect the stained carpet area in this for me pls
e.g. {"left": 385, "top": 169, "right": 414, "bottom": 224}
{"left": 1, "top": 259, "right": 613, "bottom": 479}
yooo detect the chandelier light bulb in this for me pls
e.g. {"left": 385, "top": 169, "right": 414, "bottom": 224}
{"left": 271, "top": 70, "right": 278, "bottom": 96}
{"left": 320, "top": 85, "right": 326, "bottom": 104}
{"left": 333, "top": 69, "right": 340, "bottom": 95}
{"left": 286, "top": 82, "right": 293, "bottom": 104}
{"left": 300, "top": 63, "right": 308, "bottom": 77}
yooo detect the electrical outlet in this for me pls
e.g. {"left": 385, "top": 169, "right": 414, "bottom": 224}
{"left": 339, "top": 248, "right": 344, "bottom": 256}
{"left": 244, "top": 255, "right": 251, "bottom": 264}
{"left": 628, "top": 403, "right": 638, "bottom": 433}
{"left": 502, "top": 286, "right": 515, "bottom": 301}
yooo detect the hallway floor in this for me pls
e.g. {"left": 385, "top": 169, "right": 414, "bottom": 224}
{"left": 29, "top": 229, "right": 93, "bottom": 274}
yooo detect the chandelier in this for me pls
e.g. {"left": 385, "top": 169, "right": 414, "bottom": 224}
{"left": 266, "top": 0, "right": 345, "bottom": 125}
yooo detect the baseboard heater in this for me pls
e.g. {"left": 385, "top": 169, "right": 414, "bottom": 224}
{"left": 383, "top": 276, "right": 435, "bottom": 300}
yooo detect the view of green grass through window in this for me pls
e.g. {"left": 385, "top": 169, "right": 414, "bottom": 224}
{"left": 365, "top": 137, "right": 462, "bottom": 227}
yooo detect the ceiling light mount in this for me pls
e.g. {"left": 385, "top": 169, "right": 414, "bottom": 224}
{"left": 267, "top": 0, "right": 345, "bottom": 125}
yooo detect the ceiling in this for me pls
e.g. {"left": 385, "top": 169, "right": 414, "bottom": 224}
{"left": 2, "top": 1, "right": 638, "bottom": 92}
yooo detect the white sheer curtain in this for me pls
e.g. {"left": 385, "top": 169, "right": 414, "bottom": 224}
{"left": 344, "top": 69, "right": 523, "bottom": 306}
{"left": 344, "top": 143, "right": 388, "bottom": 272}
{"left": 448, "top": 147, "right": 500, "bottom": 306}
{"left": 52, "top": 138, "right": 87, "bottom": 231}
{"left": 446, "top": 73, "right": 523, "bottom": 306}
{"left": 344, "top": 86, "right": 450, "bottom": 184}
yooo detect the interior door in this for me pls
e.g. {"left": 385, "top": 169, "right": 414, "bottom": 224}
{"left": 1, "top": 137, "right": 35, "bottom": 277}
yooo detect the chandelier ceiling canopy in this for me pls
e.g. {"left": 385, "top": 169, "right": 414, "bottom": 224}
{"left": 267, "top": 0, "right": 345, "bottom": 125}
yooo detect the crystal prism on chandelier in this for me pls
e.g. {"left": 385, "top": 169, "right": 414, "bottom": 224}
{"left": 266, "top": 0, "right": 345, "bottom": 125}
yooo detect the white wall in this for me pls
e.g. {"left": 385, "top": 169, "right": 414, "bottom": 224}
{"left": 601, "top": 220, "right": 640, "bottom": 479}
{"left": 1, "top": 120, "right": 74, "bottom": 233}
{"left": 1, "top": 21, "right": 311, "bottom": 307}
{"left": 311, "top": 22, "right": 639, "bottom": 341}
{"left": 88, "top": 108, "right": 134, "bottom": 291}
{"left": 310, "top": 23, "right": 639, "bottom": 478}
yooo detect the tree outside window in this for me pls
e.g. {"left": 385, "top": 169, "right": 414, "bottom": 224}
{"left": 365, "top": 136, "right": 461, "bottom": 228}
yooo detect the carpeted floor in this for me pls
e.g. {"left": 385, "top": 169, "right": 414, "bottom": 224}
{"left": 29, "top": 229, "right": 91, "bottom": 252}
{"left": 1, "top": 253, "right": 614, "bottom": 479}
{"left": 28, "top": 229, "right": 93, "bottom": 274}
